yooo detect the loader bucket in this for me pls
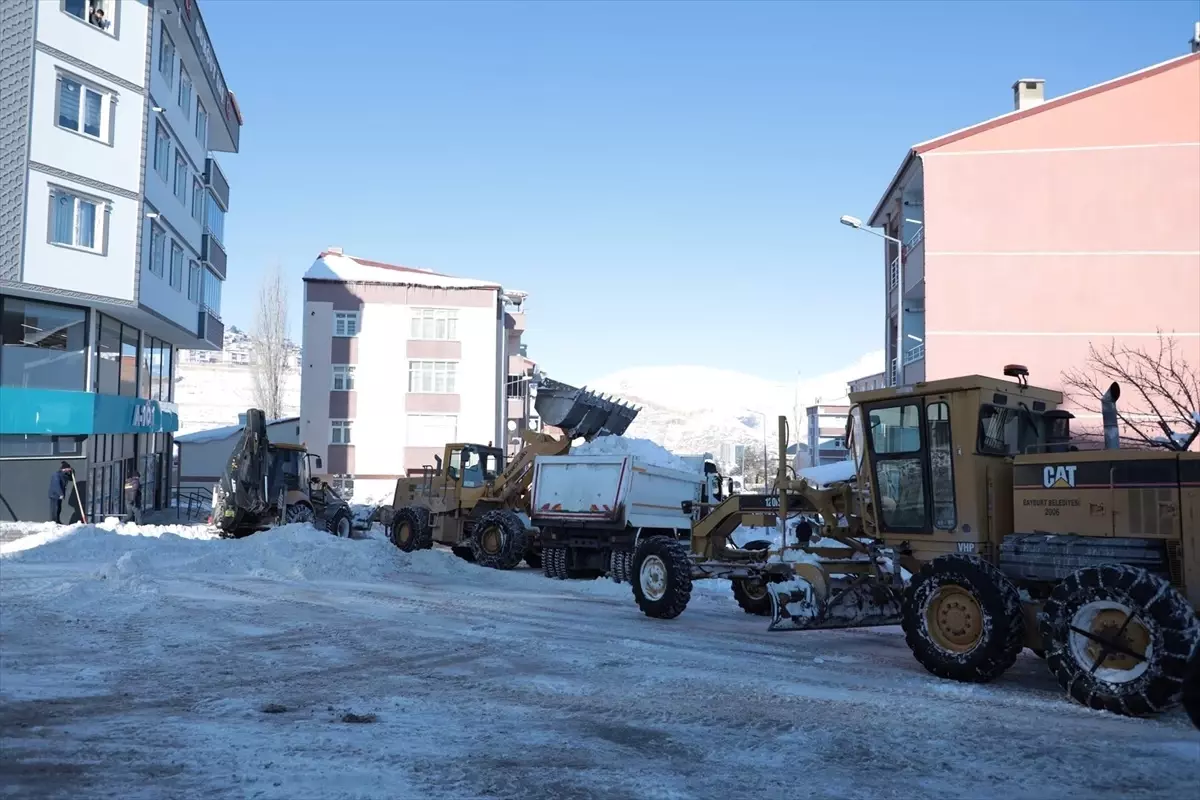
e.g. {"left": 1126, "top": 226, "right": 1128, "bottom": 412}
{"left": 534, "top": 378, "right": 639, "bottom": 441}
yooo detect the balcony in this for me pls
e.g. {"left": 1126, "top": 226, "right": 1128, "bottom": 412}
{"left": 889, "top": 358, "right": 898, "bottom": 386}
{"left": 198, "top": 308, "right": 224, "bottom": 349}
{"left": 903, "top": 341, "right": 924, "bottom": 365}
{"left": 902, "top": 226, "right": 924, "bottom": 297}
{"left": 202, "top": 233, "right": 227, "bottom": 279}
{"left": 204, "top": 157, "right": 230, "bottom": 210}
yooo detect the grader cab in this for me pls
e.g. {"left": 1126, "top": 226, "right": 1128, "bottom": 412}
{"left": 387, "top": 377, "right": 640, "bottom": 569}
{"left": 629, "top": 367, "right": 1200, "bottom": 718}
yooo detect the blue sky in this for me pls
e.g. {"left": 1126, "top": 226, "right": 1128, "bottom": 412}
{"left": 201, "top": 0, "right": 1197, "bottom": 385}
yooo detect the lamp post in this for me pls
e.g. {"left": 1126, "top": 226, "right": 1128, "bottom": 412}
{"left": 840, "top": 214, "right": 905, "bottom": 386}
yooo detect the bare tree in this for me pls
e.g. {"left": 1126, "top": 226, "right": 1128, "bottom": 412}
{"left": 250, "top": 265, "right": 291, "bottom": 420}
{"left": 1061, "top": 333, "right": 1200, "bottom": 451}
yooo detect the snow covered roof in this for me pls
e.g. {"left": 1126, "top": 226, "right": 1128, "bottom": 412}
{"left": 176, "top": 417, "right": 299, "bottom": 445}
{"left": 303, "top": 249, "right": 502, "bottom": 290}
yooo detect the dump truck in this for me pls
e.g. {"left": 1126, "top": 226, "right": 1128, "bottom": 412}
{"left": 530, "top": 453, "right": 703, "bottom": 580}
{"left": 211, "top": 409, "right": 367, "bottom": 539}
{"left": 628, "top": 367, "right": 1200, "bottom": 718}
{"left": 386, "top": 377, "right": 640, "bottom": 569}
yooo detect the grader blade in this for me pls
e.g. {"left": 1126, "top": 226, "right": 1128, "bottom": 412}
{"left": 534, "top": 378, "right": 639, "bottom": 441}
{"left": 767, "top": 583, "right": 902, "bottom": 632}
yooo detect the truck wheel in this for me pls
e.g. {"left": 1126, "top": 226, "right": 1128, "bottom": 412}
{"left": 390, "top": 506, "right": 432, "bottom": 552}
{"left": 285, "top": 503, "right": 314, "bottom": 525}
{"left": 471, "top": 509, "right": 527, "bottom": 570}
{"left": 608, "top": 550, "right": 633, "bottom": 584}
{"left": 1039, "top": 564, "right": 1199, "bottom": 716}
{"left": 732, "top": 577, "right": 774, "bottom": 615}
{"left": 543, "top": 545, "right": 568, "bottom": 579}
{"left": 631, "top": 536, "right": 693, "bottom": 620}
{"left": 327, "top": 508, "right": 353, "bottom": 538}
{"left": 902, "top": 554, "right": 1024, "bottom": 683}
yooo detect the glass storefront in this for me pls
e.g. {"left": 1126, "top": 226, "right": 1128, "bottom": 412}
{"left": 0, "top": 297, "right": 88, "bottom": 390}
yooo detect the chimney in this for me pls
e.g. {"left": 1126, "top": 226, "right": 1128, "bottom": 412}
{"left": 1012, "top": 78, "right": 1045, "bottom": 111}
{"left": 1191, "top": 21, "right": 1200, "bottom": 53}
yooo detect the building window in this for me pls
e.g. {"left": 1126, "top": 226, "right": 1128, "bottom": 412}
{"left": 333, "top": 311, "right": 359, "bottom": 337}
{"left": 56, "top": 73, "right": 109, "bottom": 141}
{"left": 50, "top": 188, "right": 104, "bottom": 252}
{"left": 120, "top": 324, "right": 138, "bottom": 396}
{"left": 0, "top": 297, "right": 88, "bottom": 390}
{"left": 62, "top": 0, "right": 114, "bottom": 34}
{"left": 169, "top": 240, "right": 184, "bottom": 291}
{"left": 506, "top": 375, "right": 526, "bottom": 398}
{"left": 410, "top": 308, "right": 458, "bottom": 341}
{"left": 195, "top": 100, "right": 208, "bottom": 149}
{"left": 173, "top": 152, "right": 188, "bottom": 202}
{"left": 153, "top": 121, "right": 171, "bottom": 181}
{"left": 332, "top": 365, "right": 356, "bottom": 391}
{"left": 139, "top": 335, "right": 155, "bottom": 398}
{"left": 191, "top": 177, "right": 204, "bottom": 222}
{"left": 202, "top": 268, "right": 222, "bottom": 316}
{"left": 149, "top": 222, "right": 165, "bottom": 276}
{"left": 330, "top": 475, "right": 355, "bottom": 499}
{"left": 94, "top": 313, "right": 121, "bottom": 394}
{"left": 205, "top": 192, "right": 226, "bottom": 243}
{"left": 331, "top": 420, "right": 353, "bottom": 445}
{"left": 408, "top": 360, "right": 457, "bottom": 394}
{"left": 158, "top": 21, "right": 175, "bottom": 88}
{"left": 0, "top": 435, "right": 85, "bottom": 459}
{"left": 178, "top": 65, "right": 193, "bottom": 118}
{"left": 187, "top": 260, "right": 201, "bottom": 302}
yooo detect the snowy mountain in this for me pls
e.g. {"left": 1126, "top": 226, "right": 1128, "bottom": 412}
{"left": 586, "top": 350, "right": 884, "bottom": 457}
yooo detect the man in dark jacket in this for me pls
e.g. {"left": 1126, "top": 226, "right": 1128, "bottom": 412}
{"left": 123, "top": 471, "right": 142, "bottom": 524}
{"left": 48, "top": 462, "right": 74, "bottom": 523}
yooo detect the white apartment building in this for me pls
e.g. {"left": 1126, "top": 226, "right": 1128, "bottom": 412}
{"left": 0, "top": 0, "right": 241, "bottom": 522}
{"left": 300, "top": 250, "right": 534, "bottom": 501}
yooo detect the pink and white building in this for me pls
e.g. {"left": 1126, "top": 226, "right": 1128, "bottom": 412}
{"left": 866, "top": 37, "right": 1200, "bottom": 432}
{"left": 300, "top": 249, "right": 534, "bottom": 500}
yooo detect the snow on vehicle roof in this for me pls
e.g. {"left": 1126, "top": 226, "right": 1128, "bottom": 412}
{"left": 796, "top": 459, "right": 856, "bottom": 487}
{"left": 176, "top": 416, "right": 299, "bottom": 445}
{"left": 570, "top": 435, "right": 694, "bottom": 472}
{"left": 304, "top": 251, "right": 502, "bottom": 290}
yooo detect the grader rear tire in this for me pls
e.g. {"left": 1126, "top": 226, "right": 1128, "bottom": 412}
{"left": 1039, "top": 564, "right": 1199, "bottom": 717}
{"left": 732, "top": 577, "right": 774, "bottom": 616}
{"left": 631, "top": 536, "right": 693, "bottom": 620}
{"left": 470, "top": 509, "right": 527, "bottom": 570}
{"left": 902, "top": 554, "right": 1025, "bottom": 683}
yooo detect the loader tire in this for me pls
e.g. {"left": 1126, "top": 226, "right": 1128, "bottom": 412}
{"left": 471, "top": 510, "right": 527, "bottom": 570}
{"left": 902, "top": 554, "right": 1024, "bottom": 683}
{"left": 524, "top": 541, "right": 543, "bottom": 570}
{"left": 1039, "top": 564, "right": 1200, "bottom": 717}
{"left": 732, "top": 577, "right": 774, "bottom": 616}
{"left": 327, "top": 507, "right": 353, "bottom": 538}
{"left": 543, "top": 545, "right": 568, "bottom": 580}
{"left": 285, "top": 503, "right": 315, "bottom": 525}
{"left": 631, "top": 536, "right": 693, "bottom": 620}
{"left": 390, "top": 506, "right": 432, "bottom": 553}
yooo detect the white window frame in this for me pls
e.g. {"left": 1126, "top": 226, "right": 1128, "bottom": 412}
{"left": 333, "top": 311, "right": 360, "bottom": 338}
{"left": 173, "top": 151, "right": 188, "bottom": 201}
{"left": 48, "top": 187, "right": 106, "bottom": 253}
{"left": 410, "top": 308, "right": 459, "bottom": 341}
{"left": 330, "top": 420, "right": 353, "bottom": 445}
{"left": 195, "top": 99, "right": 208, "bottom": 149}
{"left": 332, "top": 364, "right": 356, "bottom": 392}
{"left": 407, "top": 361, "right": 458, "bottom": 394}
{"left": 178, "top": 64, "right": 193, "bottom": 119}
{"left": 60, "top": 0, "right": 116, "bottom": 36}
{"left": 331, "top": 475, "right": 355, "bottom": 499}
{"left": 153, "top": 121, "right": 171, "bottom": 182}
{"left": 191, "top": 177, "right": 204, "bottom": 222}
{"left": 150, "top": 222, "right": 166, "bottom": 276}
{"left": 158, "top": 21, "right": 175, "bottom": 88}
{"left": 169, "top": 240, "right": 184, "bottom": 291}
{"left": 54, "top": 71, "right": 113, "bottom": 143}
{"left": 187, "top": 259, "right": 201, "bottom": 302}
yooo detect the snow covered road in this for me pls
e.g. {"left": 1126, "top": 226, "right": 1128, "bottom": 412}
{"left": 1, "top": 523, "right": 1197, "bottom": 799}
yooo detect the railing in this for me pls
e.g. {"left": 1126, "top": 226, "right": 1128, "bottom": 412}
{"left": 906, "top": 225, "right": 924, "bottom": 251}
{"left": 888, "top": 358, "right": 898, "bottom": 386}
{"left": 889, "top": 257, "right": 899, "bottom": 290}
{"left": 175, "top": 486, "right": 213, "bottom": 521}
{"left": 904, "top": 342, "right": 925, "bottom": 365}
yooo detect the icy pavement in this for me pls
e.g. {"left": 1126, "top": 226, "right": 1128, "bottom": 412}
{"left": 1, "top": 523, "right": 1198, "bottom": 799}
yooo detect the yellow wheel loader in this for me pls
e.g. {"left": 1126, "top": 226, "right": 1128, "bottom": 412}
{"left": 629, "top": 366, "right": 1200, "bottom": 718}
{"left": 385, "top": 378, "right": 640, "bottom": 569}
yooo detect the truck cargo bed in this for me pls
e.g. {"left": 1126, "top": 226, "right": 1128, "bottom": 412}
{"left": 531, "top": 454, "right": 701, "bottom": 531}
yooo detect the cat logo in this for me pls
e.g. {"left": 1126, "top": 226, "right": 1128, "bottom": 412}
{"left": 1043, "top": 465, "right": 1077, "bottom": 489}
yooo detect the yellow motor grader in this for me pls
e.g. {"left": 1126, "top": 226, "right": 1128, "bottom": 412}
{"left": 386, "top": 378, "right": 640, "bottom": 569}
{"left": 629, "top": 366, "right": 1200, "bottom": 717}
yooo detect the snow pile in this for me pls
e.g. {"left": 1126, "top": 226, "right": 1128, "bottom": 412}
{"left": 570, "top": 435, "right": 694, "bottom": 472}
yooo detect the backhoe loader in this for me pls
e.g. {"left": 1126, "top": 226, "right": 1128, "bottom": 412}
{"left": 629, "top": 366, "right": 1200, "bottom": 718}
{"left": 386, "top": 378, "right": 640, "bottom": 569}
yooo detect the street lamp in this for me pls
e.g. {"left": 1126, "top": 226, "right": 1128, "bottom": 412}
{"left": 841, "top": 214, "right": 905, "bottom": 385}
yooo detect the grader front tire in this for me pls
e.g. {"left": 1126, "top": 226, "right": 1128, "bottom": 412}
{"left": 1039, "top": 564, "right": 1199, "bottom": 717}
{"left": 902, "top": 554, "right": 1025, "bottom": 683}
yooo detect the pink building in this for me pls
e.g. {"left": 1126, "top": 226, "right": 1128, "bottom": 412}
{"left": 866, "top": 42, "right": 1200, "bottom": 433}
{"left": 300, "top": 249, "right": 534, "bottom": 501}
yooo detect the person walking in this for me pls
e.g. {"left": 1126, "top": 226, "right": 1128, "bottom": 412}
{"left": 122, "top": 470, "right": 142, "bottom": 525}
{"left": 47, "top": 462, "right": 74, "bottom": 524}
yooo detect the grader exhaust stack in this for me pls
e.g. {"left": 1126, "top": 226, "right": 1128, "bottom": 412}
{"left": 534, "top": 377, "right": 640, "bottom": 441}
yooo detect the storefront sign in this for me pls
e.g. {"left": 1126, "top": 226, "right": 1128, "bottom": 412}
{"left": 0, "top": 388, "right": 180, "bottom": 435}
